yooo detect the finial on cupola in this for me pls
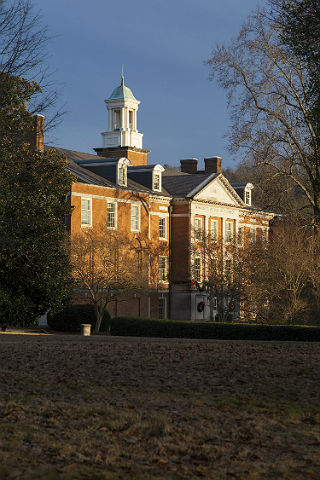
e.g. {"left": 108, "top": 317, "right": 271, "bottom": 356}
{"left": 121, "top": 64, "right": 124, "bottom": 86}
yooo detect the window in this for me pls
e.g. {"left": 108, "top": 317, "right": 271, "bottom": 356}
{"left": 153, "top": 173, "right": 161, "bottom": 191}
{"left": 107, "top": 201, "right": 116, "bottom": 229}
{"left": 131, "top": 205, "right": 140, "bottom": 232}
{"left": 81, "top": 197, "right": 92, "bottom": 227}
{"left": 212, "top": 297, "right": 217, "bottom": 309}
{"left": 238, "top": 226, "right": 244, "bottom": 246}
{"left": 158, "top": 256, "right": 167, "bottom": 283}
{"left": 113, "top": 109, "right": 121, "bottom": 130}
{"left": 225, "top": 221, "right": 233, "bottom": 243}
{"left": 194, "top": 217, "right": 202, "bottom": 241}
{"left": 118, "top": 165, "right": 126, "bottom": 186}
{"left": 245, "top": 189, "right": 251, "bottom": 206}
{"left": 210, "top": 219, "right": 218, "bottom": 242}
{"left": 129, "top": 110, "right": 133, "bottom": 129}
{"left": 194, "top": 256, "right": 202, "bottom": 282}
{"left": 225, "top": 258, "right": 233, "bottom": 283}
{"left": 158, "top": 297, "right": 166, "bottom": 319}
{"left": 159, "top": 216, "right": 166, "bottom": 239}
{"left": 250, "top": 228, "right": 256, "bottom": 245}
{"left": 210, "top": 256, "right": 217, "bottom": 277}
{"left": 262, "top": 228, "right": 268, "bottom": 243}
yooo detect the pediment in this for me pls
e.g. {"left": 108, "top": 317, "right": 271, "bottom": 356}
{"left": 193, "top": 176, "right": 243, "bottom": 206}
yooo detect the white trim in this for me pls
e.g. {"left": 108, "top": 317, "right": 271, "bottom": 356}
{"left": 158, "top": 216, "right": 167, "bottom": 240}
{"left": 158, "top": 255, "right": 168, "bottom": 284}
{"left": 131, "top": 204, "right": 141, "bottom": 232}
{"left": 81, "top": 197, "right": 92, "bottom": 228}
{"left": 150, "top": 211, "right": 169, "bottom": 217}
{"left": 186, "top": 172, "right": 220, "bottom": 198}
{"left": 158, "top": 296, "right": 167, "bottom": 319}
{"left": 106, "top": 200, "right": 117, "bottom": 230}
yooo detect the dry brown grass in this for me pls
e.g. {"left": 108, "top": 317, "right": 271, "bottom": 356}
{"left": 0, "top": 333, "right": 319, "bottom": 479}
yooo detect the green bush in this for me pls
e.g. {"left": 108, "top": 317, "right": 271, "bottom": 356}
{"left": 110, "top": 316, "right": 320, "bottom": 342}
{"left": 48, "top": 304, "right": 111, "bottom": 332}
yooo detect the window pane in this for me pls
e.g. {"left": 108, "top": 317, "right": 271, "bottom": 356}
{"left": 158, "top": 297, "right": 166, "bottom": 319}
{"left": 195, "top": 256, "right": 201, "bottom": 282}
{"left": 131, "top": 205, "right": 140, "bottom": 231}
{"left": 250, "top": 228, "right": 256, "bottom": 244}
{"left": 238, "top": 226, "right": 244, "bottom": 246}
{"left": 195, "top": 218, "right": 202, "bottom": 240}
{"left": 210, "top": 219, "right": 218, "bottom": 241}
{"left": 159, "top": 217, "right": 166, "bottom": 239}
{"left": 158, "top": 256, "right": 167, "bottom": 282}
{"left": 153, "top": 173, "right": 160, "bottom": 191}
{"left": 118, "top": 166, "right": 126, "bottom": 186}
{"left": 107, "top": 202, "right": 116, "bottom": 228}
{"left": 81, "top": 198, "right": 91, "bottom": 226}
{"left": 226, "top": 222, "right": 233, "bottom": 243}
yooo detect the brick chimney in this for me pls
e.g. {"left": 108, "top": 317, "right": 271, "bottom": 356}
{"left": 180, "top": 158, "right": 198, "bottom": 174}
{"left": 30, "top": 114, "right": 45, "bottom": 151}
{"left": 204, "top": 156, "right": 222, "bottom": 174}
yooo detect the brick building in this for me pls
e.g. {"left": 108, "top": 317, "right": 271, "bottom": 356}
{"left": 40, "top": 76, "right": 273, "bottom": 322}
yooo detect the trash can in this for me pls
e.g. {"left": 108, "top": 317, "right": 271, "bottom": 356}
{"left": 81, "top": 324, "right": 91, "bottom": 336}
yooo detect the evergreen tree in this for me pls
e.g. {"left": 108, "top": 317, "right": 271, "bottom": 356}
{"left": 0, "top": 73, "right": 74, "bottom": 328}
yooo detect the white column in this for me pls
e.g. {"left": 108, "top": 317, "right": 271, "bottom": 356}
{"left": 108, "top": 108, "right": 113, "bottom": 131}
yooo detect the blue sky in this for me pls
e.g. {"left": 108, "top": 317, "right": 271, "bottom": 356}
{"left": 32, "top": 0, "right": 264, "bottom": 169}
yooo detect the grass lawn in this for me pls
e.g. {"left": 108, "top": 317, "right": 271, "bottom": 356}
{"left": 0, "top": 332, "right": 319, "bottom": 479}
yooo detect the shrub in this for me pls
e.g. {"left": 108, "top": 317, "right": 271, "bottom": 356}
{"left": 110, "top": 316, "right": 320, "bottom": 342}
{"left": 48, "top": 304, "right": 111, "bottom": 332}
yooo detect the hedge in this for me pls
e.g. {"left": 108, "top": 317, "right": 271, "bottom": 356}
{"left": 110, "top": 316, "right": 320, "bottom": 342}
{"left": 48, "top": 304, "right": 111, "bottom": 332}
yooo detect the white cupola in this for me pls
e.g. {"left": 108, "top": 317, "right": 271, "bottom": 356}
{"left": 101, "top": 75, "right": 143, "bottom": 150}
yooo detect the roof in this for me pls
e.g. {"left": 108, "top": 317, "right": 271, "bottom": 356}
{"left": 44, "top": 145, "right": 170, "bottom": 197}
{"left": 162, "top": 169, "right": 219, "bottom": 197}
{"left": 108, "top": 78, "right": 137, "bottom": 101}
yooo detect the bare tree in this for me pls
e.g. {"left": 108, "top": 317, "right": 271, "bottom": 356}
{"left": 0, "top": 0, "right": 63, "bottom": 129}
{"left": 190, "top": 229, "right": 251, "bottom": 323}
{"left": 70, "top": 227, "right": 148, "bottom": 333}
{"left": 207, "top": 8, "right": 320, "bottom": 227}
{"left": 247, "top": 218, "right": 320, "bottom": 324}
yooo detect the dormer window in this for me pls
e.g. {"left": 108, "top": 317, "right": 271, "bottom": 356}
{"left": 118, "top": 164, "right": 127, "bottom": 186}
{"left": 244, "top": 183, "right": 253, "bottom": 206}
{"left": 245, "top": 189, "right": 251, "bottom": 206}
{"left": 153, "top": 172, "right": 161, "bottom": 192}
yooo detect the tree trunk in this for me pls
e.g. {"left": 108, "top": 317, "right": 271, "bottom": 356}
{"left": 93, "top": 305, "right": 103, "bottom": 334}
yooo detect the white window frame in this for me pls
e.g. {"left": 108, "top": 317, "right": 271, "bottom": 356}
{"left": 117, "top": 164, "right": 127, "bottom": 187}
{"left": 158, "top": 256, "right": 167, "bottom": 283}
{"left": 158, "top": 297, "right": 167, "bottom": 319}
{"left": 262, "top": 228, "right": 268, "bottom": 243}
{"left": 158, "top": 216, "right": 167, "bottom": 240}
{"left": 238, "top": 226, "right": 244, "bottom": 247}
{"left": 131, "top": 204, "right": 141, "bottom": 232}
{"left": 194, "top": 217, "right": 202, "bottom": 241}
{"left": 194, "top": 255, "right": 202, "bottom": 283}
{"left": 250, "top": 227, "right": 256, "bottom": 245}
{"left": 153, "top": 172, "right": 161, "bottom": 192}
{"left": 225, "top": 258, "right": 233, "bottom": 283}
{"left": 106, "top": 201, "right": 117, "bottom": 229}
{"left": 245, "top": 189, "right": 251, "bottom": 206}
{"left": 225, "top": 221, "right": 233, "bottom": 243}
{"left": 210, "top": 219, "right": 218, "bottom": 242}
{"left": 81, "top": 197, "right": 92, "bottom": 228}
